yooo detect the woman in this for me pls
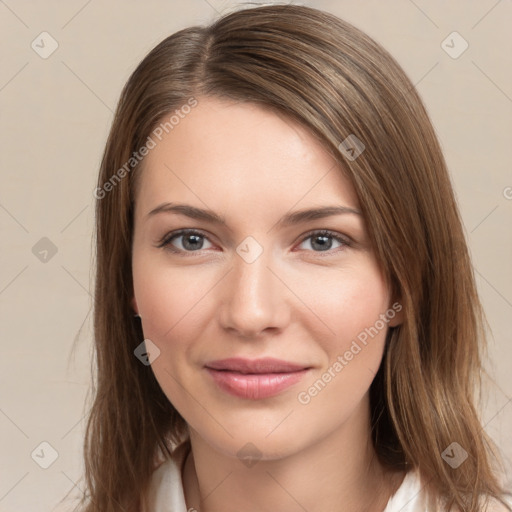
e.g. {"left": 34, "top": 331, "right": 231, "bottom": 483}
{"left": 81, "top": 4, "right": 511, "bottom": 511}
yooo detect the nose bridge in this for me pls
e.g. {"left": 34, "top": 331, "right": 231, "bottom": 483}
{"left": 234, "top": 245, "right": 273, "bottom": 302}
{"left": 219, "top": 238, "right": 287, "bottom": 336}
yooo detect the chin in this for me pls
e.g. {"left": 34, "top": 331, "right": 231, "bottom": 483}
{"left": 189, "top": 416, "right": 317, "bottom": 464}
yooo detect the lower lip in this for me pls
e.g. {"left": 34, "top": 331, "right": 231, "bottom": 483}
{"left": 206, "top": 368, "right": 309, "bottom": 400}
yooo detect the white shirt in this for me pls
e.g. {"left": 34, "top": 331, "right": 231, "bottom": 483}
{"left": 147, "top": 442, "right": 512, "bottom": 512}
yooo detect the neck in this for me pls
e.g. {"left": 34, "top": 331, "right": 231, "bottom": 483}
{"left": 182, "top": 397, "right": 405, "bottom": 512}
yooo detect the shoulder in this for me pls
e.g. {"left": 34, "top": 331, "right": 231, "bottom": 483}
{"left": 146, "top": 439, "right": 191, "bottom": 512}
{"left": 384, "top": 468, "right": 428, "bottom": 512}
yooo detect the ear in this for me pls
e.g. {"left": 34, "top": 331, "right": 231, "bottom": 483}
{"left": 387, "top": 300, "right": 404, "bottom": 327}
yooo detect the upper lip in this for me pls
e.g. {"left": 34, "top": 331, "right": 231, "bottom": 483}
{"left": 205, "top": 357, "right": 309, "bottom": 374}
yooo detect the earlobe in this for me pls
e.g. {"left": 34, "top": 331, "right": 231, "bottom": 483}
{"left": 388, "top": 313, "right": 403, "bottom": 328}
{"left": 387, "top": 300, "right": 404, "bottom": 327}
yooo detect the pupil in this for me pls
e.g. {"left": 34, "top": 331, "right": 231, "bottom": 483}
{"left": 185, "top": 234, "right": 202, "bottom": 250}
{"left": 313, "top": 235, "right": 331, "bottom": 251}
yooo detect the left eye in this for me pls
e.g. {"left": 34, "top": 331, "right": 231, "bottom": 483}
{"left": 157, "top": 229, "right": 349, "bottom": 254}
{"left": 158, "top": 229, "right": 214, "bottom": 252}
{"left": 297, "top": 230, "right": 349, "bottom": 253}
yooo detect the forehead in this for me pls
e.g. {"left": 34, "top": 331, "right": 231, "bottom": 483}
{"left": 134, "top": 96, "right": 360, "bottom": 218}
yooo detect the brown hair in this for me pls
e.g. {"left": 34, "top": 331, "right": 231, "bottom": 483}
{"left": 76, "top": 4, "right": 511, "bottom": 511}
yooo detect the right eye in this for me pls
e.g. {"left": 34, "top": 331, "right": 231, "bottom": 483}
{"left": 157, "top": 229, "right": 215, "bottom": 254}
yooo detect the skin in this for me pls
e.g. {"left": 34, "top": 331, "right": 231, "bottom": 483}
{"left": 131, "top": 96, "right": 405, "bottom": 512}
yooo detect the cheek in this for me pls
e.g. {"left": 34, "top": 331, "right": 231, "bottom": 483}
{"left": 291, "top": 263, "right": 390, "bottom": 353}
{"left": 295, "top": 268, "right": 390, "bottom": 423}
{"left": 132, "top": 252, "right": 213, "bottom": 342}
{"left": 131, "top": 254, "right": 211, "bottom": 411}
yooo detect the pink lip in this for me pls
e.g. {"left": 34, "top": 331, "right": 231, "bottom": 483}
{"left": 205, "top": 357, "right": 310, "bottom": 400}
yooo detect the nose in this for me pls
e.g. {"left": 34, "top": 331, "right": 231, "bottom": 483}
{"left": 218, "top": 246, "right": 290, "bottom": 339}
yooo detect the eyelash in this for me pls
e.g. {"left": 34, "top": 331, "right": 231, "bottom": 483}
{"left": 156, "top": 229, "right": 351, "bottom": 257}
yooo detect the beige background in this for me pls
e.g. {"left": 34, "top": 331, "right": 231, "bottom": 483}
{"left": 0, "top": 0, "right": 511, "bottom": 510}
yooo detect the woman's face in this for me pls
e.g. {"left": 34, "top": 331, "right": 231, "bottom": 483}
{"left": 131, "top": 96, "right": 402, "bottom": 460}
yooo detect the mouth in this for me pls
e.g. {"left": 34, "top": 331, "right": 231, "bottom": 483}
{"left": 204, "top": 357, "right": 311, "bottom": 400}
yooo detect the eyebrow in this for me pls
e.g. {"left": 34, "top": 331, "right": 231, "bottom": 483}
{"left": 146, "top": 202, "right": 361, "bottom": 229}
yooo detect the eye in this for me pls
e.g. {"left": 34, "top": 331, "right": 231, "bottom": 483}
{"left": 156, "top": 228, "right": 350, "bottom": 255}
{"left": 296, "top": 230, "right": 350, "bottom": 254}
{"left": 157, "top": 229, "right": 213, "bottom": 253}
